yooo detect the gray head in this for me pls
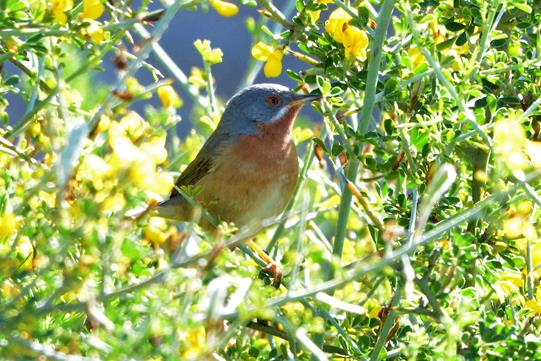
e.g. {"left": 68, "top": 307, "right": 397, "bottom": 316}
{"left": 216, "top": 83, "right": 321, "bottom": 136}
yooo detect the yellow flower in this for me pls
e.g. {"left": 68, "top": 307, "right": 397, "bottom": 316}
{"left": 325, "top": 8, "right": 368, "bottom": 60}
{"left": 109, "top": 126, "right": 141, "bottom": 164}
{"left": 101, "top": 192, "right": 126, "bottom": 213}
{"left": 194, "top": 39, "right": 223, "bottom": 64}
{"left": 144, "top": 217, "right": 169, "bottom": 245}
{"left": 342, "top": 24, "right": 369, "bottom": 60}
{"left": 82, "top": 0, "right": 104, "bottom": 20}
{"left": 125, "top": 76, "right": 146, "bottom": 97}
{"left": 407, "top": 46, "right": 425, "bottom": 70}
{"left": 209, "top": 0, "right": 239, "bottom": 17}
{"left": 96, "top": 115, "right": 111, "bottom": 133}
{"left": 503, "top": 201, "right": 537, "bottom": 241}
{"left": 494, "top": 116, "right": 528, "bottom": 170}
{"left": 309, "top": 10, "right": 321, "bottom": 23}
{"left": 182, "top": 326, "right": 207, "bottom": 359}
{"left": 129, "top": 160, "right": 174, "bottom": 195}
{"left": 51, "top": 0, "right": 73, "bottom": 25}
{"left": 38, "top": 191, "right": 56, "bottom": 208}
{"left": 157, "top": 85, "right": 183, "bottom": 109}
{"left": 525, "top": 288, "right": 541, "bottom": 315}
{"left": 497, "top": 270, "right": 522, "bottom": 297}
{"left": 526, "top": 299, "right": 541, "bottom": 315}
{"left": 0, "top": 212, "right": 17, "bottom": 239}
{"left": 430, "top": 16, "right": 446, "bottom": 45}
{"left": 78, "top": 154, "right": 112, "bottom": 190}
{"left": 525, "top": 141, "right": 541, "bottom": 168}
{"left": 107, "top": 111, "right": 174, "bottom": 195}
{"left": 140, "top": 135, "right": 168, "bottom": 165}
{"left": 188, "top": 67, "right": 206, "bottom": 89}
{"left": 325, "top": 8, "right": 350, "bottom": 43}
{"left": 251, "top": 42, "right": 283, "bottom": 78}
{"left": 83, "top": 20, "right": 106, "bottom": 43}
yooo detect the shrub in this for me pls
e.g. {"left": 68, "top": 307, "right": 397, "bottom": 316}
{"left": 0, "top": 0, "right": 540, "bottom": 360}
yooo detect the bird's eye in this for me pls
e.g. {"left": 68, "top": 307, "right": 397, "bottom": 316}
{"left": 266, "top": 94, "right": 281, "bottom": 107}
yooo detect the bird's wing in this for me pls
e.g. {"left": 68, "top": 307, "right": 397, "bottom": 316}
{"left": 169, "top": 131, "right": 229, "bottom": 198}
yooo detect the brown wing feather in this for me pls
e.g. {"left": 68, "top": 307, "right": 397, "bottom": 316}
{"left": 169, "top": 131, "right": 230, "bottom": 198}
{"left": 170, "top": 156, "right": 213, "bottom": 197}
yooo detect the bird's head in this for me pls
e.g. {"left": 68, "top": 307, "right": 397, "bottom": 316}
{"left": 218, "top": 83, "right": 321, "bottom": 136}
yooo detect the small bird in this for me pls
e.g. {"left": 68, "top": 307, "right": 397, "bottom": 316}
{"left": 156, "top": 83, "right": 320, "bottom": 283}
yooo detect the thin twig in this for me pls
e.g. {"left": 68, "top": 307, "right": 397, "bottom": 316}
{"left": 256, "top": 0, "right": 294, "bottom": 30}
{"left": 369, "top": 283, "right": 402, "bottom": 361}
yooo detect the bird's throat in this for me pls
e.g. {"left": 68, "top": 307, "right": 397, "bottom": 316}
{"left": 256, "top": 105, "right": 301, "bottom": 145}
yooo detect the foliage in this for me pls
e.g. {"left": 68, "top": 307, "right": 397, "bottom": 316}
{"left": 1, "top": 0, "right": 541, "bottom": 360}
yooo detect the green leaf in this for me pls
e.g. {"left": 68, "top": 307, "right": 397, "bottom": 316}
{"left": 316, "top": 75, "right": 331, "bottom": 96}
{"left": 4, "top": 75, "right": 19, "bottom": 86}
{"left": 445, "top": 21, "right": 466, "bottom": 31}
{"left": 513, "top": 3, "right": 532, "bottom": 13}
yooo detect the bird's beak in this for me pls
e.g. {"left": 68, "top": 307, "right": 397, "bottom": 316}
{"left": 289, "top": 93, "right": 322, "bottom": 106}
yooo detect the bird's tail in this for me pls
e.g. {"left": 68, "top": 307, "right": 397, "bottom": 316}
{"left": 153, "top": 197, "right": 192, "bottom": 221}
{"left": 125, "top": 197, "right": 200, "bottom": 223}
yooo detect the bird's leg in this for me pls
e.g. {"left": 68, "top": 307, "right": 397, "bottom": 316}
{"left": 246, "top": 239, "right": 282, "bottom": 288}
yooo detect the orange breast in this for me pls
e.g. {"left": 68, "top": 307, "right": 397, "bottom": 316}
{"left": 196, "top": 122, "right": 299, "bottom": 227}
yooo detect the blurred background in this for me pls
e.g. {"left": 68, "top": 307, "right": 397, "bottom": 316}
{"left": 6, "top": 0, "right": 316, "bottom": 137}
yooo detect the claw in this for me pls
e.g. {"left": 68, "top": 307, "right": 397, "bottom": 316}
{"left": 262, "top": 261, "right": 282, "bottom": 288}
{"left": 246, "top": 239, "right": 283, "bottom": 288}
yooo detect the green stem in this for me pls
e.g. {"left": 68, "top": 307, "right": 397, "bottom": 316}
{"left": 527, "top": 235, "right": 535, "bottom": 300}
{"left": 369, "top": 283, "right": 402, "bottom": 361}
{"left": 358, "top": 0, "right": 394, "bottom": 134}
{"left": 204, "top": 60, "right": 218, "bottom": 116}
{"left": 132, "top": 23, "right": 204, "bottom": 108}
{"left": 312, "top": 2, "right": 395, "bottom": 357}
{"left": 522, "top": 95, "right": 541, "bottom": 119}
{"left": 475, "top": 0, "right": 500, "bottom": 64}
{"left": 328, "top": 0, "right": 395, "bottom": 273}
{"left": 332, "top": 161, "right": 359, "bottom": 258}
{"left": 256, "top": 0, "right": 294, "bottom": 30}
{"left": 480, "top": 60, "right": 541, "bottom": 75}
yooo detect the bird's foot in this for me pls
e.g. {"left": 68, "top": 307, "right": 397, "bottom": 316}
{"left": 261, "top": 261, "right": 282, "bottom": 288}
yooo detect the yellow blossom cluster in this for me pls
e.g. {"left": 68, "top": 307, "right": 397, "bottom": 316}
{"left": 144, "top": 217, "right": 177, "bottom": 246}
{"left": 108, "top": 112, "right": 173, "bottom": 195}
{"left": 51, "top": 0, "right": 73, "bottom": 25}
{"left": 188, "top": 67, "right": 206, "bottom": 89}
{"left": 0, "top": 212, "right": 18, "bottom": 239}
{"left": 75, "top": 111, "right": 173, "bottom": 214}
{"left": 494, "top": 201, "right": 541, "bottom": 316}
{"left": 51, "top": 0, "right": 104, "bottom": 25}
{"left": 251, "top": 42, "right": 283, "bottom": 78}
{"left": 51, "top": 0, "right": 107, "bottom": 44}
{"left": 325, "top": 8, "right": 369, "bottom": 61}
{"left": 493, "top": 114, "right": 541, "bottom": 171}
{"left": 157, "top": 85, "right": 183, "bottom": 109}
{"left": 194, "top": 39, "right": 223, "bottom": 64}
{"left": 81, "top": 20, "right": 107, "bottom": 43}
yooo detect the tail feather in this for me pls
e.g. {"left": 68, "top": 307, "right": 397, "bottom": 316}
{"left": 155, "top": 197, "right": 192, "bottom": 221}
